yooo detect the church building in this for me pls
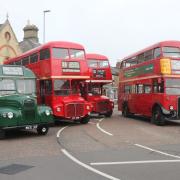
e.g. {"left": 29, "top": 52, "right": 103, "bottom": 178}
{"left": 0, "top": 17, "right": 41, "bottom": 64}
{"left": 0, "top": 19, "right": 22, "bottom": 64}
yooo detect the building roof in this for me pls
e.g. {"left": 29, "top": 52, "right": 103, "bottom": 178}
{"left": 19, "top": 39, "right": 41, "bottom": 53}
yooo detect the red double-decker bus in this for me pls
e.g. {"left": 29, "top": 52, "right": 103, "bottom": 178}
{"left": 5, "top": 41, "right": 92, "bottom": 124}
{"left": 80, "top": 53, "right": 114, "bottom": 117}
{"left": 118, "top": 41, "right": 180, "bottom": 125}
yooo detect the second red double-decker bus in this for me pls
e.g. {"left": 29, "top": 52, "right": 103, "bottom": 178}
{"left": 5, "top": 41, "right": 92, "bottom": 124}
{"left": 80, "top": 53, "right": 114, "bottom": 117}
{"left": 118, "top": 40, "right": 180, "bottom": 125}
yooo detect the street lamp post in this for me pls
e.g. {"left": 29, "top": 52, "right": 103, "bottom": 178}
{"left": 43, "top": 10, "right": 51, "bottom": 43}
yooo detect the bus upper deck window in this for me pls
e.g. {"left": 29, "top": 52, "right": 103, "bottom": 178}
{"left": 138, "top": 53, "right": 145, "bottom": 63}
{"left": 154, "top": 48, "right": 161, "bottom": 58}
{"left": 88, "top": 60, "right": 98, "bottom": 67}
{"left": 40, "top": 49, "right": 50, "bottom": 60}
{"left": 70, "top": 49, "right": 85, "bottom": 59}
{"left": 99, "top": 60, "right": 109, "bottom": 68}
{"left": 52, "top": 48, "right": 69, "bottom": 59}
{"left": 30, "top": 53, "right": 38, "bottom": 63}
{"left": 125, "top": 61, "right": 131, "bottom": 68}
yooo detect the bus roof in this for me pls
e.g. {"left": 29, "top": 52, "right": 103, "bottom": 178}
{"left": 0, "top": 65, "right": 36, "bottom": 78}
{"left": 10, "top": 41, "right": 85, "bottom": 60}
{"left": 122, "top": 40, "right": 180, "bottom": 61}
{"left": 86, "top": 53, "right": 108, "bottom": 60}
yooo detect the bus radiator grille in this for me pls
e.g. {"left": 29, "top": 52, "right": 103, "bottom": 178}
{"left": 97, "top": 101, "right": 109, "bottom": 112}
{"left": 65, "top": 103, "right": 84, "bottom": 118}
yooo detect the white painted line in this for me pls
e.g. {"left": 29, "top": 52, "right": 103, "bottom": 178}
{"left": 56, "top": 126, "right": 68, "bottom": 138}
{"left": 90, "top": 159, "right": 180, "bottom": 166}
{"left": 88, "top": 122, "right": 96, "bottom": 125}
{"left": 91, "top": 118, "right": 100, "bottom": 121}
{"left": 135, "top": 144, "right": 180, "bottom": 159}
{"left": 61, "top": 148, "right": 120, "bottom": 180}
{"left": 57, "top": 126, "right": 120, "bottom": 180}
{"left": 96, "top": 118, "right": 113, "bottom": 136}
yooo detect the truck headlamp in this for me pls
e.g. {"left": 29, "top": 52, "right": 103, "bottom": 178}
{"left": 7, "top": 112, "right": 13, "bottom": 119}
{"left": 45, "top": 110, "right": 50, "bottom": 116}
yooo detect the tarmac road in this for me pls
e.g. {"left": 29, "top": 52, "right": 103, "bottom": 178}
{"left": 1, "top": 107, "right": 180, "bottom": 180}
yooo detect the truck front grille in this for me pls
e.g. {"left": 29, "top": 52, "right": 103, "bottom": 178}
{"left": 23, "top": 99, "right": 36, "bottom": 120}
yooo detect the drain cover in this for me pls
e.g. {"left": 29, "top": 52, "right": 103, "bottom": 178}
{"left": 0, "top": 164, "right": 34, "bottom": 175}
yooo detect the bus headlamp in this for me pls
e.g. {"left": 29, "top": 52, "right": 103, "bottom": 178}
{"left": 169, "top": 105, "right": 174, "bottom": 110}
{"left": 56, "top": 107, "right": 61, "bottom": 112}
{"left": 86, "top": 105, "right": 90, "bottom": 110}
{"left": 45, "top": 110, "right": 50, "bottom": 116}
{"left": 7, "top": 112, "right": 13, "bottom": 119}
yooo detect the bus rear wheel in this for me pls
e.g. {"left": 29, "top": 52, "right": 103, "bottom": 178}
{"left": 152, "top": 106, "right": 165, "bottom": 126}
{"left": 80, "top": 116, "right": 90, "bottom": 124}
{"left": 122, "top": 104, "right": 130, "bottom": 117}
{"left": 37, "top": 125, "right": 49, "bottom": 135}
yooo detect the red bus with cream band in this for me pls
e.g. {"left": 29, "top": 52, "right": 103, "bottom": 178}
{"left": 81, "top": 53, "right": 113, "bottom": 117}
{"left": 118, "top": 41, "right": 180, "bottom": 125}
{"left": 5, "top": 41, "right": 92, "bottom": 124}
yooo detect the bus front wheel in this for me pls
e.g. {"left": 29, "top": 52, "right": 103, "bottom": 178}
{"left": 80, "top": 116, "right": 90, "bottom": 124}
{"left": 151, "top": 106, "right": 165, "bottom": 126}
{"left": 105, "top": 110, "right": 113, "bottom": 117}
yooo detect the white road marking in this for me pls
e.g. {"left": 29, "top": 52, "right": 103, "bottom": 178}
{"left": 61, "top": 148, "right": 120, "bottom": 180}
{"left": 88, "top": 122, "right": 96, "bottom": 125}
{"left": 90, "top": 159, "right": 180, "bottom": 166}
{"left": 56, "top": 126, "right": 68, "bottom": 138}
{"left": 57, "top": 126, "right": 120, "bottom": 180}
{"left": 135, "top": 144, "right": 180, "bottom": 159}
{"left": 91, "top": 118, "right": 100, "bottom": 121}
{"left": 96, "top": 118, "right": 113, "bottom": 136}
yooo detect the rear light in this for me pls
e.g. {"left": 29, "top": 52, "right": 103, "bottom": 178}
{"left": 160, "top": 58, "right": 171, "bottom": 74}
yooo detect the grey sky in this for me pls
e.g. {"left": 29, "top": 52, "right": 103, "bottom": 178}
{"left": 1, "top": 0, "right": 180, "bottom": 66}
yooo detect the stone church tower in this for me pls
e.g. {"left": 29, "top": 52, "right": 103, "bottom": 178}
{"left": 19, "top": 21, "right": 41, "bottom": 53}
{"left": 0, "top": 19, "right": 22, "bottom": 64}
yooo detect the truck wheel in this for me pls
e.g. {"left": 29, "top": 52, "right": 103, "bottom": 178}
{"left": 122, "top": 104, "right": 130, "bottom": 117}
{"left": 0, "top": 130, "right": 5, "bottom": 139}
{"left": 80, "top": 116, "right": 90, "bottom": 124}
{"left": 37, "top": 125, "right": 49, "bottom": 135}
{"left": 105, "top": 110, "right": 113, "bottom": 117}
{"left": 151, "top": 106, "right": 165, "bottom": 126}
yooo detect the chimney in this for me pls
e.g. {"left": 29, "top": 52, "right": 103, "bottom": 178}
{"left": 23, "top": 20, "right": 39, "bottom": 43}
